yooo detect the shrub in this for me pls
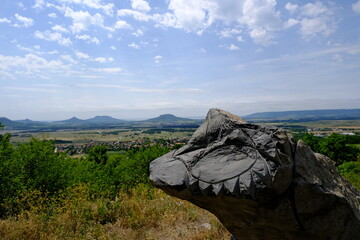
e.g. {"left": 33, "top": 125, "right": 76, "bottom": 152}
{"left": 338, "top": 161, "right": 360, "bottom": 189}
{"left": 301, "top": 133, "right": 360, "bottom": 165}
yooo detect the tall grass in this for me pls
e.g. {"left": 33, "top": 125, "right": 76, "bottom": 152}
{"left": 0, "top": 185, "right": 230, "bottom": 240}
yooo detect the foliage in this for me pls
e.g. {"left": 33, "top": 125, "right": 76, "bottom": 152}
{"left": 338, "top": 161, "right": 360, "bottom": 190}
{"left": 0, "top": 131, "right": 358, "bottom": 239}
{"left": 16, "top": 138, "right": 71, "bottom": 194}
{"left": 300, "top": 133, "right": 321, "bottom": 152}
{"left": 0, "top": 184, "right": 230, "bottom": 240}
{"left": 0, "top": 134, "right": 171, "bottom": 217}
{"left": 88, "top": 145, "right": 108, "bottom": 164}
{"left": 300, "top": 133, "right": 360, "bottom": 165}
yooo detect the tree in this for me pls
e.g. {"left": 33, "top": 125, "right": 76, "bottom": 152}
{"left": 301, "top": 133, "right": 320, "bottom": 152}
{"left": 302, "top": 133, "right": 359, "bottom": 165}
{"left": 318, "top": 133, "right": 359, "bottom": 165}
{"left": 88, "top": 145, "right": 108, "bottom": 164}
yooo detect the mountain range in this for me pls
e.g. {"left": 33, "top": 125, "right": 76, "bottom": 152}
{"left": 242, "top": 109, "right": 360, "bottom": 122}
{"left": 0, "top": 114, "right": 198, "bottom": 130}
{"left": 2, "top": 109, "right": 360, "bottom": 130}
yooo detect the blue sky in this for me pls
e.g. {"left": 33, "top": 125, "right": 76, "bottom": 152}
{"left": 1, "top": 0, "right": 360, "bottom": 120}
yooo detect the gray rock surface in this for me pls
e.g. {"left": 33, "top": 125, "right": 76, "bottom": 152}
{"left": 150, "top": 108, "right": 360, "bottom": 240}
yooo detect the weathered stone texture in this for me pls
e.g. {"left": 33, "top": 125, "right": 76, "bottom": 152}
{"left": 150, "top": 109, "right": 360, "bottom": 240}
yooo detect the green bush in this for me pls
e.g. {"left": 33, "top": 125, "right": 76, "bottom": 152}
{"left": 0, "top": 133, "right": 171, "bottom": 217}
{"left": 88, "top": 145, "right": 108, "bottom": 164}
{"left": 300, "top": 133, "right": 360, "bottom": 165}
{"left": 338, "top": 161, "right": 360, "bottom": 189}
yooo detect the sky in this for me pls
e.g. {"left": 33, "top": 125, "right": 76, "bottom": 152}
{"left": 1, "top": 0, "right": 360, "bottom": 121}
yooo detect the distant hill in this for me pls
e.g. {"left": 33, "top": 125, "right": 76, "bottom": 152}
{"left": 86, "top": 116, "right": 124, "bottom": 123}
{"left": 144, "top": 114, "right": 195, "bottom": 123}
{"left": 53, "top": 117, "right": 87, "bottom": 124}
{"left": 16, "top": 119, "right": 46, "bottom": 124}
{"left": 0, "top": 117, "right": 46, "bottom": 129}
{"left": 243, "top": 109, "right": 360, "bottom": 122}
{"left": 0, "top": 117, "right": 25, "bottom": 128}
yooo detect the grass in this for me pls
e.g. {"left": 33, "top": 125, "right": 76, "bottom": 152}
{"left": 0, "top": 185, "right": 230, "bottom": 240}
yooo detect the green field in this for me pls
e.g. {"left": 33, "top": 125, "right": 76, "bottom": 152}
{"left": 262, "top": 119, "right": 360, "bottom": 134}
{"left": 8, "top": 128, "right": 196, "bottom": 145}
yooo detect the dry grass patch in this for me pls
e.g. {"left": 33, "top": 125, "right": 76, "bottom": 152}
{"left": 0, "top": 185, "right": 230, "bottom": 240}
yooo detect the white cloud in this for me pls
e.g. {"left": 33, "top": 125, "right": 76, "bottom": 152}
{"left": 14, "top": 14, "right": 34, "bottom": 27}
{"left": 90, "top": 67, "right": 122, "bottom": 73}
{"left": 57, "top": 0, "right": 114, "bottom": 16}
{"left": 167, "top": 0, "right": 210, "bottom": 32}
{"left": 228, "top": 44, "right": 239, "bottom": 50}
{"left": 154, "top": 55, "right": 163, "bottom": 63}
{"left": 61, "top": 54, "right": 78, "bottom": 64}
{"left": 75, "top": 34, "right": 100, "bottom": 44}
{"left": 16, "top": 44, "right": 35, "bottom": 52}
{"left": 153, "top": 12, "right": 182, "bottom": 29}
{"left": 0, "top": 54, "right": 70, "bottom": 77}
{"left": 48, "top": 13, "right": 57, "bottom": 18}
{"left": 110, "top": 45, "right": 116, "bottom": 50}
{"left": 75, "top": 51, "right": 90, "bottom": 59}
{"left": 128, "top": 42, "right": 141, "bottom": 49}
{"left": 300, "top": 16, "right": 335, "bottom": 38}
{"left": 33, "top": 0, "right": 46, "bottom": 9}
{"left": 117, "top": 9, "right": 153, "bottom": 21}
{"left": 113, "top": 20, "right": 131, "bottom": 29}
{"left": 34, "top": 30, "right": 72, "bottom": 46}
{"left": 0, "top": 18, "right": 11, "bottom": 24}
{"left": 283, "top": 18, "right": 299, "bottom": 29}
{"left": 249, "top": 28, "right": 275, "bottom": 46}
{"left": 40, "top": 0, "right": 338, "bottom": 47}
{"left": 353, "top": 0, "right": 360, "bottom": 14}
{"left": 77, "top": 83, "right": 201, "bottom": 94}
{"left": 219, "top": 28, "right": 241, "bottom": 38}
{"left": 285, "top": 3, "right": 298, "bottom": 13}
{"left": 301, "top": 2, "right": 328, "bottom": 17}
{"left": 17, "top": 2, "right": 25, "bottom": 9}
{"left": 52, "top": 24, "right": 69, "bottom": 33}
{"left": 200, "top": 48, "right": 206, "bottom": 54}
{"left": 63, "top": 7, "right": 104, "bottom": 33}
{"left": 94, "top": 57, "right": 114, "bottom": 63}
{"left": 131, "top": 0, "right": 151, "bottom": 12}
{"left": 74, "top": 51, "right": 114, "bottom": 62}
{"left": 284, "top": 2, "right": 337, "bottom": 39}
{"left": 132, "top": 29, "right": 144, "bottom": 37}
{"left": 237, "top": 36, "right": 245, "bottom": 42}
{"left": 163, "top": 0, "right": 281, "bottom": 45}
{"left": 91, "top": 37, "right": 100, "bottom": 44}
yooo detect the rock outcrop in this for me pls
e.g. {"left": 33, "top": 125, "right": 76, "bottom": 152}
{"left": 150, "top": 108, "right": 360, "bottom": 240}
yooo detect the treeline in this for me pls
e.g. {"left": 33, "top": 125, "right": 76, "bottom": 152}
{"left": 298, "top": 133, "right": 360, "bottom": 189}
{"left": 297, "top": 133, "right": 360, "bottom": 165}
{"left": 0, "top": 132, "right": 170, "bottom": 217}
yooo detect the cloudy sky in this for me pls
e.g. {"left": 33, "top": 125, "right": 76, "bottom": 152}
{"left": 1, "top": 0, "right": 360, "bottom": 120}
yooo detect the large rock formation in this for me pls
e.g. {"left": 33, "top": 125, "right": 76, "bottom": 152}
{"left": 150, "top": 109, "right": 360, "bottom": 240}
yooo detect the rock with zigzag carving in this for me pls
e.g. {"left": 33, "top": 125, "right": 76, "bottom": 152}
{"left": 150, "top": 108, "right": 360, "bottom": 240}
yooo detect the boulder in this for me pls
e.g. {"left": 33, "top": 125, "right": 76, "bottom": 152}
{"left": 150, "top": 108, "right": 360, "bottom": 240}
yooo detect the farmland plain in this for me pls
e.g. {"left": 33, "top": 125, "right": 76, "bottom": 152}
{"left": 6, "top": 119, "right": 360, "bottom": 145}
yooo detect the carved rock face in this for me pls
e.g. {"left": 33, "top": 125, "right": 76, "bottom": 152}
{"left": 150, "top": 109, "right": 360, "bottom": 240}
{"left": 151, "top": 109, "right": 294, "bottom": 201}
